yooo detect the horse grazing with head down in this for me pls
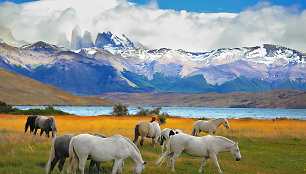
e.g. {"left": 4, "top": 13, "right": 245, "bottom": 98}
{"left": 25, "top": 115, "right": 38, "bottom": 133}
{"left": 156, "top": 133, "right": 241, "bottom": 173}
{"left": 67, "top": 134, "right": 146, "bottom": 174}
{"left": 160, "top": 128, "right": 183, "bottom": 154}
{"left": 191, "top": 118, "right": 229, "bottom": 136}
{"left": 33, "top": 116, "right": 57, "bottom": 138}
{"left": 133, "top": 116, "right": 161, "bottom": 147}
{"left": 46, "top": 134, "right": 107, "bottom": 174}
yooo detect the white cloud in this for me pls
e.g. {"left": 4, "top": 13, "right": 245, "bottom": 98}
{"left": 0, "top": 0, "right": 305, "bottom": 52}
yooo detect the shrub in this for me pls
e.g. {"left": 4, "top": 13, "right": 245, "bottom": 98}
{"left": 135, "top": 106, "right": 162, "bottom": 116}
{"left": 10, "top": 106, "right": 71, "bottom": 115}
{"left": 110, "top": 103, "right": 129, "bottom": 116}
{"left": 0, "top": 101, "right": 17, "bottom": 113}
{"left": 136, "top": 106, "right": 167, "bottom": 124}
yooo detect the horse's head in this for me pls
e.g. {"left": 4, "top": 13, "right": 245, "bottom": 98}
{"left": 222, "top": 118, "right": 230, "bottom": 129}
{"left": 150, "top": 116, "right": 161, "bottom": 125}
{"left": 230, "top": 142, "right": 241, "bottom": 161}
{"left": 49, "top": 116, "right": 57, "bottom": 137}
{"left": 133, "top": 161, "right": 147, "bottom": 174}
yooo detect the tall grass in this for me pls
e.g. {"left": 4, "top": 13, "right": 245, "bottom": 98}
{"left": 0, "top": 114, "right": 305, "bottom": 173}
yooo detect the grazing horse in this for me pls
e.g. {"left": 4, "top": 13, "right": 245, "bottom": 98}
{"left": 67, "top": 134, "right": 146, "bottom": 174}
{"left": 33, "top": 116, "right": 57, "bottom": 138}
{"left": 156, "top": 133, "right": 241, "bottom": 173}
{"left": 133, "top": 119, "right": 161, "bottom": 147}
{"left": 25, "top": 115, "right": 38, "bottom": 133}
{"left": 46, "top": 134, "right": 107, "bottom": 174}
{"left": 191, "top": 118, "right": 229, "bottom": 136}
{"left": 160, "top": 128, "right": 183, "bottom": 154}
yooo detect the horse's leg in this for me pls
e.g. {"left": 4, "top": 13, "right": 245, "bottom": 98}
{"left": 140, "top": 136, "right": 145, "bottom": 147}
{"left": 171, "top": 152, "right": 181, "bottom": 172}
{"left": 111, "top": 159, "right": 123, "bottom": 174}
{"left": 49, "top": 155, "right": 59, "bottom": 174}
{"left": 211, "top": 154, "right": 222, "bottom": 173}
{"left": 195, "top": 129, "right": 200, "bottom": 136}
{"left": 96, "top": 162, "right": 100, "bottom": 174}
{"left": 117, "top": 161, "right": 123, "bottom": 174}
{"left": 46, "top": 130, "right": 50, "bottom": 138}
{"left": 30, "top": 126, "right": 34, "bottom": 133}
{"left": 40, "top": 129, "right": 44, "bottom": 136}
{"left": 78, "top": 156, "right": 88, "bottom": 174}
{"left": 58, "top": 157, "right": 66, "bottom": 174}
{"left": 87, "top": 160, "right": 96, "bottom": 174}
{"left": 152, "top": 138, "right": 155, "bottom": 147}
{"left": 161, "top": 142, "right": 165, "bottom": 154}
{"left": 166, "top": 152, "right": 174, "bottom": 168}
{"left": 198, "top": 157, "right": 208, "bottom": 173}
{"left": 33, "top": 127, "right": 38, "bottom": 135}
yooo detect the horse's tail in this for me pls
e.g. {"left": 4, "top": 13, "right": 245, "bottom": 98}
{"left": 46, "top": 136, "right": 57, "bottom": 174}
{"left": 156, "top": 135, "right": 172, "bottom": 166}
{"left": 133, "top": 124, "right": 140, "bottom": 144}
{"left": 25, "top": 121, "right": 29, "bottom": 133}
{"left": 67, "top": 137, "right": 78, "bottom": 174}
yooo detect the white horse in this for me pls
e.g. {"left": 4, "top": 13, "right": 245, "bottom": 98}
{"left": 67, "top": 134, "right": 146, "bottom": 174}
{"left": 156, "top": 133, "right": 241, "bottom": 173}
{"left": 160, "top": 128, "right": 183, "bottom": 154}
{"left": 191, "top": 118, "right": 229, "bottom": 136}
{"left": 133, "top": 120, "right": 161, "bottom": 147}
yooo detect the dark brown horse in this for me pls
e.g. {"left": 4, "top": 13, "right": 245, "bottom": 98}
{"left": 25, "top": 116, "right": 38, "bottom": 133}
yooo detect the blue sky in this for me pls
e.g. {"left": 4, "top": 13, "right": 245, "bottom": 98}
{"left": 1, "top": 0, "right": 306, "bottom": 13}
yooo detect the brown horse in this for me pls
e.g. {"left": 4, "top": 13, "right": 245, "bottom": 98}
{"left": 133, "top": 116, "right": 161, "bottom": 147}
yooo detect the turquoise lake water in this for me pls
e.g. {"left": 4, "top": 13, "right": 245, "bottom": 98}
{"left": 14, "top": 106, "right": 306, "bottom": 119}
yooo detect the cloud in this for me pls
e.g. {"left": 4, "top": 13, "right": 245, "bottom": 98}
{"left": 0, "top": 0, "right": 305, "bottom": 52}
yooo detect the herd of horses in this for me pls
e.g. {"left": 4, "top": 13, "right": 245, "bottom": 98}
{"left": 24, "top": 115, "right": 241, "bottom": 174}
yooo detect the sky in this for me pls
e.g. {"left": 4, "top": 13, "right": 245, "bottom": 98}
{"left": 0, "top": 0, "right": 306, "bottom": 52}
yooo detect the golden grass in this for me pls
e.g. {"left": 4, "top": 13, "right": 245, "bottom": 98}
{"left": 1, "top": 114, "right": 305, "bottom": 139}
{"left": 0, "top": 114, "right": 305, "bottom": 174}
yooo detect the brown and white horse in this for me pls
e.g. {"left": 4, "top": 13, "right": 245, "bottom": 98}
{"left": 133, "top": 117, "right": 161, "bottom": 147}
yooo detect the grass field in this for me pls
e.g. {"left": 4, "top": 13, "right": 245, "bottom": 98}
{"left": 0, "top": 114, "right": 305, "bottom": 174}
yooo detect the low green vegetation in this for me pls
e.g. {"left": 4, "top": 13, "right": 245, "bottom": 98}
{"left": 110, "top": 104, "right": 167, "bottom": 124}
{"left": 0, "top": 131, "right": 305, "bottom": 174}
{"left": 0, "top": 101, "right": 71, "bottom": 115}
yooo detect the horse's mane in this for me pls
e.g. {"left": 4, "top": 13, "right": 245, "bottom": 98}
{"left": 214, "top": 136, "right": 235, "bottom": 144}
{"left": 111, "top": 135, "right": 141, "bottom": 156}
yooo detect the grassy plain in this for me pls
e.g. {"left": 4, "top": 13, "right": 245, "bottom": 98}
{"left": 0, "top": 114, "right": 305, "bottom": 174}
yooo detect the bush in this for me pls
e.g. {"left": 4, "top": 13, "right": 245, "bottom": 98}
{"left": 136, "top": 106, "right": 167, "bottom": 124}
{"left": 110, "top": 104, "right": 129, "bottom": 116}
{"left": 10, "top": 106, "right": 71, "bottom": 115}
{"left": 135, "top": 106, "right": 162, "bottom": 116}
{"left": 0, "top": 101, "right": 17, "bottom": 113}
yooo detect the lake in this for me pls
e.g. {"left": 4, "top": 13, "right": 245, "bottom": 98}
{"left": 13, "top": 106, "right": 306, "bottom": 120}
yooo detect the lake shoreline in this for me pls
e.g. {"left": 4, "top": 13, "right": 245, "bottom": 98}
{"left": 1, "top": 114, "right": 305, "bottom": 121}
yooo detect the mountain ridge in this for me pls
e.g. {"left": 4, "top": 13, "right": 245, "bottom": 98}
{"left": 0, "top": 31, "right": 305, "bottom": 95}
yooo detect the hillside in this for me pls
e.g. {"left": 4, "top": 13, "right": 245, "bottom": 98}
{"left": 0, "top": 69, "right": 113, "bottom": 106}
{"left": 96, "top": 89, "right": 306, "bottom": 109}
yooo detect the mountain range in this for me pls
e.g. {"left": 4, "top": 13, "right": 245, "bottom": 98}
{"left": 0, "top": 30, "right": 305, "bottom": 95}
